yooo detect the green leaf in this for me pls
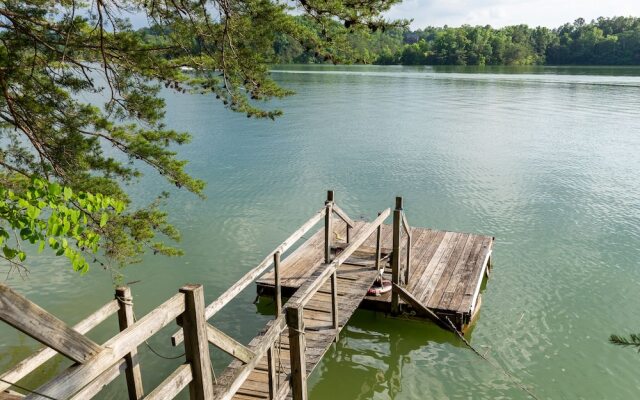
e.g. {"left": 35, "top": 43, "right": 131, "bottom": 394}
{"left": 63, "top": 186, "right": 73, "bottom": 201}
{"left": 3, "top": 246, "right": 18, "bottom": 260}
{"left": 100, "top": 213, "right": 108, "bottom": 228}
{"left": 48, "top": 182, "right": 62, "bottom": 196}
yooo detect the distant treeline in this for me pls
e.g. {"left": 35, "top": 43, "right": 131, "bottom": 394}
{"left": 139, "top": 16, "right": 640, "bottom": 66}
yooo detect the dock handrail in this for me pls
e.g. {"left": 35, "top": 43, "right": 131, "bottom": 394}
{"left": 171, "top": 205, "right": 327, "bottom": 346}
{"left": 287, "top": 208, "right": 391, "bottom": 309}
{"left": 283, "top": 208, "right": 391, "bottom": 400}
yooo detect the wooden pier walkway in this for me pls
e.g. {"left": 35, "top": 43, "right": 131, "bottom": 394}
{"left": 0, "top": 191, "right": 493, "bottom": 400}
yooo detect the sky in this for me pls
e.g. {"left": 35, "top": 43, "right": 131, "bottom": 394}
{"left": 385, "top": 0, "right": 640, "bottom": 29}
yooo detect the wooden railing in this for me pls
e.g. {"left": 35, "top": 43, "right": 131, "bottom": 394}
{"left": 283, "top": 208, "right": 391, "bottom": 400}
{"left": 0, "top": 191, "right": 401, "bottom": 400}
{"left": 0, "top": 283, "right": 210, "bottom": 400}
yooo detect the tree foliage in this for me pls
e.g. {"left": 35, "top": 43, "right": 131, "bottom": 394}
{"left": 0, "top": 0, "right": 402, "bottom": 274}
{"left": 265, "top": 16, "right": 640, "bottom": 66}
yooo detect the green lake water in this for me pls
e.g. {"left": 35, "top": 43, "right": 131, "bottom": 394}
{"left": 1, "top": 65, "right": 640, "bottom": 399}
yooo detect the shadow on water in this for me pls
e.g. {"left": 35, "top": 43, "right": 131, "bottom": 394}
{"left": 255, "top": 295, "right": 481, "bottom": 399}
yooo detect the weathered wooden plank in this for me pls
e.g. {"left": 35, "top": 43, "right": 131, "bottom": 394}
{"left": 27, "top": 293, "right": 185, "bottom": 400}
{"left": 391, "top": 198, "right": 402, "bottom": 314}
{"left": 419, "top": 232, "right": 466, "bottom": 303}
{"left": 406, "top": 230, "right": 445, "bottom": 291}
{"left": 409, "top": 231, "right": 456, "bottom": 301}
{"left": 288, "top": 209, "right": 390, "bottom": 308}
{"left": 0, "top": 284, "right": 102, "bottom": 364}
{"left": 0, "top": 300, "right": 119, "bottom": 393}
{"left": 458, "top": 237, "right": 493, "bottom": 314}
{"left": 447, "top": 236, "right": 487, "bottom": 312}
{"left": 331, "top": 204, "right": 355, "bottom": 228}
{"left": 68, "top": 359, "right": 126, "bottom": 400}
{"left": 116, "top": 286, "right": 144, "bottom": 400}
{"left": 180, "top": 284, "right": 214, "bottom": 400}
{"left": 213, "top": 317, "right": 287, "bottom": 400}
{"left": 207, "top": 324, "right": 255, "bottom": 364}
{"left": 429, "top": 234, "right": 476, "bottom": 309}
{"left": 145, "top": 364, "right": 193, "bottom": 400}
{"left": 424, "top": 234, "right": 472, "bottom": 308}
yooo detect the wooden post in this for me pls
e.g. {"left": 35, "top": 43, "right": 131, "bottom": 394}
{"left": 391, "top": 197, "right": 403, "bottom": 314}
{"left": 115, "top": 287, "right": 145, "bottom": 400}
{"left": 375, "top": 212, "right": 382, "bottom": 273}
{"left": 405, "top": 214, "right": 411, "bottom": 286}
{"left": 179, "top": 284, "right": 214, "bottom": 400}
{"left": 331, "top": 271, "right": 339, "bottom": 338}
{"left": 286, "top": 306, "right": 307, "bottom": 400}
{"left": 274, "top": 251, "right": 282, "bottom": 317}
{"left": 267, "top": 346, "right": 277, "bottom": 399}
{"left": 325, "top": 190, "right": 339, "bottom": 336}
{"left": 324, "top": 190, "right": 334, "bottom": 264}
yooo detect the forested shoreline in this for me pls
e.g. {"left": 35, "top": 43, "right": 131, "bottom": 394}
{"left": 139, "top": 16, "right": 640, "bottom": 66}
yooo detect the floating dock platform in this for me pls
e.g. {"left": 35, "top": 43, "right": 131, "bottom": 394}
{"left": 257, "top": 199, "right": 493, "bottom": 331}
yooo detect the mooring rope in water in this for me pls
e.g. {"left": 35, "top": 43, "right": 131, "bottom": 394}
{"left": 443, "top": 316, "right": 541, "bottom": 400}
{"left": 0, "top": 377, "right": 59, "bottom": 400}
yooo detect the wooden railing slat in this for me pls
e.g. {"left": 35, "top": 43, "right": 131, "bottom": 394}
{"left": 213, "top": 316, "right": 286, "bottom": 400}
{"left": 25, "top": 293, "right": 185, "bottom": 400}
{"left": 145, "top": 364, "right": 193, "bottom": 400}
{"left": 206, "top": 324, "right": 255, "bottom": 364}
{"left": 0, "top": 284, "right": 102, "bottom": 364}
{"left": 287, "top": 208, "right": 391, "bottom": 309}
{"left": 331, "top": 204, "right": 355, "bottom": 228}
{"left": 68, "top": 359, "right": 127, "bottom": 400}
{"left": 0, "top": 299, "right": 119, "bottom": 393}
{"left": 171, "top": 207, "right": 326, "bottom": 347}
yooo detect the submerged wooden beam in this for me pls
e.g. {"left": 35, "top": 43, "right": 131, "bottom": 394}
{"left": 0, "top": 284, "right": 102, "bottom": 364}
{"left": 391, "top": 283, "right": 451, "bottom": 331}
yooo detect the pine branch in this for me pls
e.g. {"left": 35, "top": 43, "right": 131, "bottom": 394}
{"left": 609, "top": 333, "right": 640, "bottom": 352}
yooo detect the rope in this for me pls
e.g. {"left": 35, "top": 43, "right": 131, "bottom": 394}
{"left": 117, "top": 295, "right": 186, "bottom": 360}
{"left": 442, "top": 317, "right": 540, "bottom": 400}
{"left": 0, "top": 378, "right": 59, "bottom": 400}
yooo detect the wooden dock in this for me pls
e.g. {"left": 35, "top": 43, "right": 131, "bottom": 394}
{"left": 0, "top": 191, "right": 493, "bottom": 400}
{"left": 257, "top": 205, "right": 493, "bottom": 330}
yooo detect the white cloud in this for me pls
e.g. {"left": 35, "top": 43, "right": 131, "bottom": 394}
{"left": 385, "top": 0, "right": 640, "bottom": 29}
